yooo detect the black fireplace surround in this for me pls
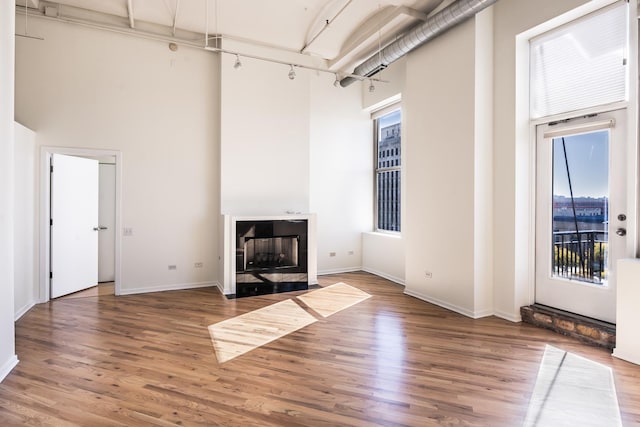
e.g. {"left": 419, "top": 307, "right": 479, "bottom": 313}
{"left": 235, "top": 219, "right": 308, "bottom": 298}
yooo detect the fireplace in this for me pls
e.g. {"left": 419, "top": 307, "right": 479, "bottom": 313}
{"left": 235, "top": 219, "right": 308, "bottom": 297}
{"left": 244, "top": 236, "right": 299, "bottom": 270}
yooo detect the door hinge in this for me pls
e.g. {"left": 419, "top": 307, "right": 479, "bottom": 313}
{"left": 49, "top": 271, "right": 53, "bottom": 279}
{"left": 50, "top": 218, "right": 53, "bottom": 226}
{"left": 50, "top": 165, "right": 53, "bottom": 173}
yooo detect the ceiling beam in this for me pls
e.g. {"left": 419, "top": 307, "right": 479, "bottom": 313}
{"left": 398, "top": 6, "right": 429, "bottom": 21}
{"left": 126, "top": 0, "right": 135, "bottom": 29}
{"left": 16, "top": 0, "right": 39, "bottom": 8}
{"left": 301, "top": 0, "right": 353, "bottom": 54}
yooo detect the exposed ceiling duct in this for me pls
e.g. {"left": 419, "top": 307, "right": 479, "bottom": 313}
{"left": 339, "top": 0, "right": 497, "bottom": 87}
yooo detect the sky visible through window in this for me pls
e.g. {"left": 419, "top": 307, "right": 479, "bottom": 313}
{"left": 379, "top": 110, "right": 401, "bottom": 131}
{"left": 553, "top": 130, "right": 608, "bottom": 198}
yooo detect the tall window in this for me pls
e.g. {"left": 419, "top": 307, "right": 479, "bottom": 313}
{"left": 374, "top": 108, "right": 401, "bottom": 232}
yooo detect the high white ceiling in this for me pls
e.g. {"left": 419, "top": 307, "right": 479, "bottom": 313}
{"left": 17, "top": 0, "right": 448, "bottom": 74}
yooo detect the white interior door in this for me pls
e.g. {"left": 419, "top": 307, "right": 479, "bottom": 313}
{"left": 98, "top": 163, "right": 115, "bottom": 282}
{"left": 535, "top": 110, "right": 627, "bottom": 323}
{"left": 50, "top": 153, "right": 99, "bottom": 298}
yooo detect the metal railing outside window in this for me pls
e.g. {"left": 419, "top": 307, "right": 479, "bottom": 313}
{"left": 553, "top": 229, "right": 607, "bottom": 283}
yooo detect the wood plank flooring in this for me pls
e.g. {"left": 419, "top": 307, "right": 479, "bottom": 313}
{"left": 209, "top": 299, "right": 317, "bottom": 363}
{"left": 57, "top": 282, "right": 114, "bottom": 300}
{"left": 1, "top": 272, "right": 640, "bottom": 426}
{"left": 296, "top": 282, "right": 371, "bottom": 317}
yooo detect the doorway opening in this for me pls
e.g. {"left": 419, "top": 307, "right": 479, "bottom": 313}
{"left": 39, "top": 147, "right": 122, "bottom": 302}
{"left": 535, "top": 110, "right": 627, "bottom": 323}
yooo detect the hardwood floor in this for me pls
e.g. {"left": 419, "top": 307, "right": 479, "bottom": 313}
{"left": 57, "top": 282, "right": 115, "bottom": 300}
{"left": 1, "top": 272, "right": 639, "bottom": 426}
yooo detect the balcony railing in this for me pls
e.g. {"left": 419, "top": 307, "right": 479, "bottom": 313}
{"left": 553, "top": 229, "right": 607, "bottom": 284}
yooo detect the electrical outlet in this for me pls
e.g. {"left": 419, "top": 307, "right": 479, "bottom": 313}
{"left": 329, "top": 252, "right": 336, "bottom": 257}
{"left": 425, "top": 271, "right": 433, "bottom": 279}
{"left": 348, "top": 250, "right": 355, "bottom": 256}
{"left": 168, "top": 265, "right": 177, "bottom": 270}
{"left": 123, "top": 227, "right": 133, "bottom": 236}
{"left": 194, "top": 262, "right": 203, "bottom": 268}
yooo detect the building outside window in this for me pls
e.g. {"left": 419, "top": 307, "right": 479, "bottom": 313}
{"left": 374, "top": 108, "right": 401, "bottom": 232}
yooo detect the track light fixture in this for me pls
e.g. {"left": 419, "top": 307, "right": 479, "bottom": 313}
{"left": 205, "top": 47, "right": 390, "bottom": 88}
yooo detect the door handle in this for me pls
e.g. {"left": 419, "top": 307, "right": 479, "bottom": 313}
{"left": 616, "top": 228, "right": 626, "bottom": 237}
{"left": 93, "top": 226, "right": 108, "bottom": 231}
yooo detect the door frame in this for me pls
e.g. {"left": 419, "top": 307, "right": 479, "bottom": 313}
{"left": 534, "top": 109, "right": 627, "bottom": 323}
{"left": 39, "top": 146, "right": 123, "bottom": 301}
{"left": 510, "top": 0, "right": 638, "bottom": 322}
{"left": 526, "top": 103, "right": 637, "bottom": 315}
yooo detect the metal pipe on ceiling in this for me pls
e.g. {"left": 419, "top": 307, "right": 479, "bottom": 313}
{"left": 339, "top": 0, "right": 498, "bottom": 87}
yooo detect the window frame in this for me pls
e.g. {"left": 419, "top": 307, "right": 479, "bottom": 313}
{"left": 372, "top": 103, "right": 402, "bottom": 233}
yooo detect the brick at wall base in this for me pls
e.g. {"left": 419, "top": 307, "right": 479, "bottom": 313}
{"left": 521, "top": 304, "right": 616, "bottom": 350}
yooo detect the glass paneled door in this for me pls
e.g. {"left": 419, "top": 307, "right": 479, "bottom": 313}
{"left": 535, "top": 110, "right": 627, "bottom": 323}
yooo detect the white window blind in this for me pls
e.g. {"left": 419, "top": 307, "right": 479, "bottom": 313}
{"left": 530, "top": 2, "right": 628, "bottom": 119}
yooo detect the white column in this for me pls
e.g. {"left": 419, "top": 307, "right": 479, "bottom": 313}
{"left": 613, "top": 259, "right": 640, "bottom": 365}
{"left": 0, "top": 1, "right": 18, "bottom": 382}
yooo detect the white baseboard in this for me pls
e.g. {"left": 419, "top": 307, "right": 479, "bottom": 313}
{"left": 361, "top": 267, "right": 405, "bottom": 286}
{"left": 215, "top": 281, "right": 226, "bottom": 295}
{"left": 613, "top": 349, "right": 640, "bottom": 366}
{"left": 317, "top": 267, "right": 362, "bottom": 276}
{"left": 14, "top": 301, "right": 37, "bottom": 321}
{"left": 0, "top": 355, "right": 18, "bottom": 383}
{"left": 494, "top": 310, "right": 522, "bottom": 323}
{"left": 119, "top": 281, "right": 216, "bottom": 296}
{"left": 404, "top": 288, "right": 492, "bottom": 319}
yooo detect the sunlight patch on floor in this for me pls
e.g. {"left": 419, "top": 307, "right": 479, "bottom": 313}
{"left": 208, "top": 299, "right": 317, "bottom": 363}
{"left": 296, "top": 282, "right": 371, "bottom": 317}
{"left": 523, "top": 344, "right": 622, "bottom": 427}
{"left": 208, "top": 283, "right": 372, "bottom": 363}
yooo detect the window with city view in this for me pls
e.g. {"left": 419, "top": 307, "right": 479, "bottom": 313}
{"left": 374, "top": 109, "right": 401, "bottom": 232}
{"left": 552, "top": 130, "right": 609, "bottom": 284}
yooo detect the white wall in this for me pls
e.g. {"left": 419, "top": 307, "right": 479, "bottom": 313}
{"left": 309, "top": 72, "right": 372, "bottom": 274}
{"left": 363, "top": 56, "right": 407, "bottom": 111}
{"left": 220, "top": 54, "right": 311, "bottom": 216}
{"left": 362, "top": 232, "right": 405, "bottom": 284}
{"left": 0, "top": 1, "right": 18, "bottom": 382}
{"left": 15, "top": 17, "right": 220, "bottom": 295}
{"left": 14, "top": 122, "right": 37, "bottom": 320}
{"left": 361, "top": 58, "right": 406, "bottom": 283}
{"left": 492, "top": 0, "right": 590, "bottom": 320}
{"left": 219, "top": 45, "right": 372, "bottom": 276}
{"left": 403, "top": 18, "right": 478, "bottom": 316}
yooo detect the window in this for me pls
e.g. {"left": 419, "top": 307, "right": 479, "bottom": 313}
{"left": 374, "top": 108, "right": 401, "bottom": 232}
{"left": 529, "top": 1, "right": 628, "bottom": 119}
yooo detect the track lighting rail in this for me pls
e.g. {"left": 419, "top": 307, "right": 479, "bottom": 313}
{"left": 204, "top": 46, "right": 387, "bottom": 84}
